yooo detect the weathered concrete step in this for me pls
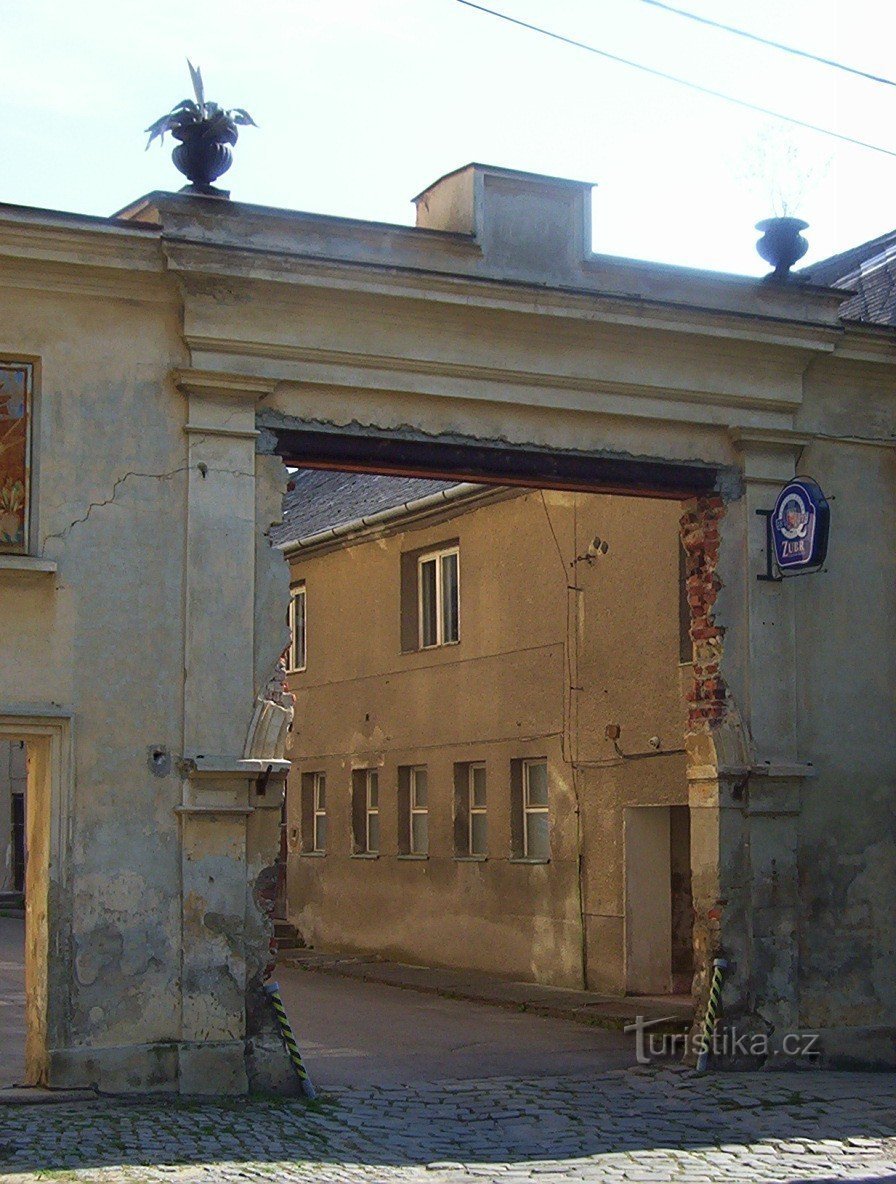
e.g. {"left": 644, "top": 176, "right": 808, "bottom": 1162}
{"left": 280, "top": 949, "right": 693, "bottom": 1033}
{"left": 0, "top": 1086, "right": 100, "bottom": 1107}
{"left": 272, "top": 919, "right": 305, "bottom": 951}
{"left": 0, "top": 892, "right": 24, "bottom": 918}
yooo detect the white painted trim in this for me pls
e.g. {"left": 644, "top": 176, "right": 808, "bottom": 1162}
{"left": 522, "top": 758, "right": 549, "bottom": 861}
{"left": 409, "top": 765, "right": 429, "bottom": 856}
{"left": 312, "top": 771, "right": 326, "bottom": 854}
{"left": 286, "top": 585, "right": 306, "bottom": 673}
{"left": 418, "top": 545, "right": 460, "bottom": 649}
{"left": 468, "top": 762, "right": 487, "bottom": 858}
{"left": 365, "top": 769, "right": 379, "bottom": 854}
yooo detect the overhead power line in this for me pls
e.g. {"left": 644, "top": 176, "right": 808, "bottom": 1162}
{"left": 640, "top": 0, "right": 896, "bottom": 89}
{"left": 455, "top": 0, "right": 896, "bottom": 159}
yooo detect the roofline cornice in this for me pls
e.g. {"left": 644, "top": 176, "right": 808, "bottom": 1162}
{"left": 830, "top": 320, "right": 896, "bottom": 364}
{"left": 0, "top": 208, "right": 169, "bottom": 300}
{"left": 164, "top": 239, "right": 844, "bottom": 353}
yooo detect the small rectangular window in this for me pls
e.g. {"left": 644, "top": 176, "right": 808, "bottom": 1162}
{"left": 352, "top": 769, "right": 379, "bottom": 854}
{"left": 313, "top": 773, "right": 326, "bottom": 853}
{"left": 398, "top": 764, "right": 429, "bottom": 855}
{"left": 288, "top": 584, "right": 306, "bottom": 672}
{"left": 523, "top": 760, "right": 549, "bottom": 860}
{"left": 410, "top": 766, "right": 429, "bottom": 855}
{"left": 417, "top": 546, "right": 459, "bottom": 648}
{"left": 454, "top": 762, "right": 487, "bottom": 857}
{"left": 300, "top": 771, "right": 326, "bottom": 853}
{"left": 469, "top": 763, "right": 487, "bottom": 855}
{"left": 366, "top": 770, "right": 380, "bottom": 854}
{"left": 511, "top": 758, "right": 550, "bottom": 861}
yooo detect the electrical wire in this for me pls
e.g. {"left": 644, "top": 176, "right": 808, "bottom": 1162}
{"left": 640, "top": 0, "right": 896, "bottom": 89}
{"left": 454, "top": 0, "right": 896, "bottom": 159}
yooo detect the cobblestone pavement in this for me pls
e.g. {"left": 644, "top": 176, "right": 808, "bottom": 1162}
{"left": 1, "top": 1068, "right": 895, "bottom": 1183}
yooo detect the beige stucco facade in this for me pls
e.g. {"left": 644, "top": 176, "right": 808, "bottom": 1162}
{"left": 0, "top": 161, "right": 894, "bottom": 1089}
{"left": 284, "top": 486, "right": 692, "bottom": 995}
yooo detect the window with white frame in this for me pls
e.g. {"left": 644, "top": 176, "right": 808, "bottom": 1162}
{"left": 522, "top": 759, "right": 549, "bottom": 860}
{"left": 465, "top": 762, "right": 487, "bottom": 856}
{"left": 312, "top": 772, "right": 326, "bottom": 853}
{"left": 418, "top": 546, "right": 459, "bottom": 648}
{"left": 409, "top": 766, "right": 429, "bottom": 855}
{"left": 453, "top": 761, "right": 487, "bottom": 857}
{"left": 364, "top": 770, "right": 380, "bottom": 854}
{"left": 288, "top": 584, "right": 306, "bottom": 672}
{"left": 300, "top": 771, "right": 327, "bottom": 853}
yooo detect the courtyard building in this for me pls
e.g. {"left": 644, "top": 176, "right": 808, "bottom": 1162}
{"left": 277, "top": 469, "right": 693, "bottom": 996}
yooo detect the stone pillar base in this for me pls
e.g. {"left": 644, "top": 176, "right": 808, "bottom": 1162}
{"left": 48, "top": 1038, "right": 289, "bottom": 1095}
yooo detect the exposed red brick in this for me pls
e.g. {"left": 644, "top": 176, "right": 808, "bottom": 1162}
{"left": 679, "top": 496, "right": 729, "bottom": 733}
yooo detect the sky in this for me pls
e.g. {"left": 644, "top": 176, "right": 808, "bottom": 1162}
{"left": 2, "top": 0, "right": 895, "bottom": 275}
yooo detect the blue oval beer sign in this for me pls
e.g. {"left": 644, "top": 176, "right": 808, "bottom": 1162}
{"left": 771, "top": 478, "right": 830, "bottom": 575}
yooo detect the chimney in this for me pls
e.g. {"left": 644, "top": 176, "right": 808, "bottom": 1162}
{"left": 413, "top": 163, "right": 594, "bottom": 285}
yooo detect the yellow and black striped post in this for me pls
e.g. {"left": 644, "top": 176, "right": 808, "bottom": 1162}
{"left": 264, "top": 981, "right": 317, "bottom": 1098}
{"left": 695, "top": 957, "right": 728, "bottom": 1073}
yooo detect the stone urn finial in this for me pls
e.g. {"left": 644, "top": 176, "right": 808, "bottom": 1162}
{"left": 755, "top": 216, "right": 809, "bottom": 280}
{"left": 145, "top": 60, "right": 257, "bottom": 196}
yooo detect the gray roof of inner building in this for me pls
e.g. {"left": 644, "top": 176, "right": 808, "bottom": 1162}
{"left": 801, "top": 229, "right": 896, "bottom": 327}
{"left": 271, "top": 468, "right": 467, "bottom": 547}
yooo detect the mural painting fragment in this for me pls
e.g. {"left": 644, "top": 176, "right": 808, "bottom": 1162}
{"left": 0, "top": 363, "right": 31, "bottom": 553}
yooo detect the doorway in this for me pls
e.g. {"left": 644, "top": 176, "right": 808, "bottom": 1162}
{"left": 1, "top": 740, "right": 27, "bottom": 903}
{"left": 0, "top": 740, "right": 27, "bottom": 1087}
{"left": 0, "top": 714, "right": 68, "bottom": 1087}
{"left": 624, "top": 804, "right": 694, "bottom": 996}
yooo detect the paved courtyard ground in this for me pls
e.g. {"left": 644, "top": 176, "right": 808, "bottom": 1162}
{"left": 2, "top": 918, "right": 896, "bottom": 1182}
{"left": 1, "top": 1069, "right": 895, "bottom": 1182}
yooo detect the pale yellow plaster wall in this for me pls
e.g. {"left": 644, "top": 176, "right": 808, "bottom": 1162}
{"left": 285, "top": 488, "right": 687, "bottom": 990}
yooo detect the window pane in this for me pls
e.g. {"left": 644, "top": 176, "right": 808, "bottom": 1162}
{"left": 471, "top": 764, "right": 486, "bottom": 808}
{"left": 368, "top": 771, "right": 378, "bottom": 808}
{"left": 420, "top": 559, "right": 438, "bottom": 646}
{"left": 413, "top": 768, "right": 428, "bottom": 808}
{"left": 526, "top": 761, "right": 548, "bottom": 806}
{"left": 315, "top": 815, "right": 327, "bottom": 852}
{"left": 367, "top": 811, "right": 380, "bottom": 853}
{"left": 411, "top": 811, "right": 429, "bottom": 855}
{"left": 316, "top": 775, "right": 326, "bottom": 809}
{"left": 441, "top": 551, "right": 459, "bottom": 642}
{"left": 525, "top": 811, "right": 549, "bottom": 860}
{"left": 470, "top": 811, "right": 487, "bottom": 856}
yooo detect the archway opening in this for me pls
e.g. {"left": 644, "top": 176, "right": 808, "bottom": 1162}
{"left": 255, "top": 424, "right": 729, "bottom": 1080}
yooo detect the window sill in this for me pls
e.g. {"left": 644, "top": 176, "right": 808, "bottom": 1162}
{"left": 397, "top": 853, "right": 429, "bottom": 861}
{"left": 300, "top": 850, "right": 326, "bottom": 858}
{"left": 351, "top": 852, "right": 379, "bottom": 860}
{"left": 0, "top": 555, "right": 57, "bottom": 575}
{"left": 509, "top": 857, "right": 551, "bottom": 865}
{"left": 455, "top": 855, "right": 488, "bottom": 862}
